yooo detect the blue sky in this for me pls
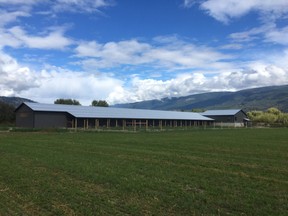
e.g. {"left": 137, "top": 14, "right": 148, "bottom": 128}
{"left": 1, "top": 0, "right": 288, "bottom": 105}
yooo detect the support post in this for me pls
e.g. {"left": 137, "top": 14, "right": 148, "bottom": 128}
{"left": 123, "top": 119, "right": 126, "bottom": 131}
{"left": 95, "top": 119, "right": 98, "bottom": 129}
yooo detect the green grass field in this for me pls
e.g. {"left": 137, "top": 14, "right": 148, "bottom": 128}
{"left": 0, "top": 129, "right": 287, "bottom": 215}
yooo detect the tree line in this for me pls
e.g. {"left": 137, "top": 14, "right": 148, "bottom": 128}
{"left": 0, "top": 101, "right": 15, "bottom": 125}
{"left": 247, "top": 107, "right": 288, "bottom": 126}
{"left": 54, "top": 99, "right": 109, "bottom": 107}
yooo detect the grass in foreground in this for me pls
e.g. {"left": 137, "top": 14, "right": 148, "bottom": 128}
{"left": 0, "top": 128, "right": 287, "bottom": 215}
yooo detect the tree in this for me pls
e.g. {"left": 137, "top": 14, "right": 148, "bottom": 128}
{"left": 279, "top": 113, "right": 288, "bottom": 124}
{"left": 0, "top": 101, "right": 15, "bottom": 124}
{"left": 191, "top": 108, "right": 206, "bottom": 113}
{"left": 54, "top": 99, "right": 81, "bottom": 105}
{"left": 91, "top": 100, "right": 109, "bottom": 107}
{"left": 247, "top": 110, "right": 263, "bottom": 122}
{"left": 267, "top": 107, "right": 281, "bottom": 115}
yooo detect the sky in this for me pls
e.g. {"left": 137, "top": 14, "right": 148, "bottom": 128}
{"left": 1, "top": 0, "right": 288, "bottom": 105}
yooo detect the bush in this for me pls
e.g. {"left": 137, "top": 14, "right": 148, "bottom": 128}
{"left": 248, "top": 107, "right": 288, "bottom": 127}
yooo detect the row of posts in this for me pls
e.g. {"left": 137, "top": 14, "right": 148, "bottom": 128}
{"left": 71, "top": 118, "right": 207, "bottom": 130}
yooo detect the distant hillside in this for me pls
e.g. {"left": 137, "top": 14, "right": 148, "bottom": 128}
{"left": 114, "top": 85, "right": 288, "bottom": 112}
{"left": 0, "top": 96, "right": 34, "bottom": 108}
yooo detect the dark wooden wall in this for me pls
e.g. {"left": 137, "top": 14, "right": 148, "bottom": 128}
{"left": 15, "top": 104, "right": 34, "bottom": 128}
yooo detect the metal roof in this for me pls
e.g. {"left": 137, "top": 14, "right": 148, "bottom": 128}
{"left": 21, "top": 102, "right": 213, "bottom": 121}
{"left": 201, "top": 109, "right": 242, "bottom": 116}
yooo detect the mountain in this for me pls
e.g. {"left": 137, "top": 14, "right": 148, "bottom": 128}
{"left": 114, "top": 85, "right": 288, "bottom": 112}
{"left": 0, "top": 96, "right": 34, "bottom": 108}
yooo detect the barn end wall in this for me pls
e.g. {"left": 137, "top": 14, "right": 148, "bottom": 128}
{"left": 234, "top": 111, "right": 247, "bottom": 123}
{"left": 16, "top": 104, "right": 34, "bottom": 128}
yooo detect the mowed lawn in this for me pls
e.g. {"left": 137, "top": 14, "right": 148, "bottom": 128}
{"left": 0, "top": 129, "right": 287, "bottom": 215}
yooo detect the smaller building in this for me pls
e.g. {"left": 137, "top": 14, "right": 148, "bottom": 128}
{"left": 201, "top": 109, "right": 249, "bottom": 127}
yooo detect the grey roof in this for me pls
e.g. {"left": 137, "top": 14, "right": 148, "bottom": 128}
{"left": 201, "top": 109, "right": 242, "bottom": 116}
{"left": 21, "top": 102, "right": 213, "bottom": 121}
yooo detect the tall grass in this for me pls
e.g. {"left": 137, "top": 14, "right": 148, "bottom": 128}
{"left": 0, "top": 129, "right": 287, "bottom": 215}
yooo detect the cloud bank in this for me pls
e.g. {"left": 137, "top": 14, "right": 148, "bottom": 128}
{"left": 2, "top": 49, "right": 287, "bottom": 105}
{"left": 107, "top": 64, "right": 288, "bottom": 104}
{"left": 0, "top": 0, "right": 288, "bottom": 106}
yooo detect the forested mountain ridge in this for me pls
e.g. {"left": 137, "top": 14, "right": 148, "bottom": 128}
{"left": 114, "top": 85, "right": 288, "bottom": 112}
{"left": 0, "top": 96, "right": 34, "bottom": 108}
{"left": 1, "top": 85, "right": 288, "bottom": 112}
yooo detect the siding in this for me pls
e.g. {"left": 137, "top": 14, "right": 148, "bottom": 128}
{"left": 15, "top": 104, "right": 34, "bottom": 128}
{"left": 34, "top": 112, "right": 68, "bottom": 128}
{"left": 234, "top": 111, "right": 247, "bottom": 123}
{"left": 206, "top": 115, "right": 235, "bottom": 123}
{"left": 202, "top": 110, "right": 247, "bottom": 123}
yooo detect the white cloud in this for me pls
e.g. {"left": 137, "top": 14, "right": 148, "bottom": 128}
{"left": 0, "top": 51, "right": 124, "bottom": 105}
{"left": 22, "top": 68, "right": 123, "bottom": 105}
{"left": 265, "top": 26, "right": 288, "bottom": 45}
{"left": 183, "top": 0, "right": 197, "bottom": 8}
{"left": 0, "top": 29, "right": 22, "bottom": 48}
{"left": 75, "top": 40, "right": 151, "bottom": 68}
{"left": 0, "top": 0, "right": 114, "bottom": 13}
{"left": 0, "top": 51, "right": 38, "bottom": 96}
{"left": 7, "top": 26, "right": 73, "bottom": 49}
{"left": 229, "top": 23, "right": 288, "bottom": 45}
{"left": 52, "top": 0, "right": 114, "bottom": 13}
{"left": 229, "top": 25, "right": 273, "bottom": 42}
{"left": 0, "top": 0, "right": 115, "bottom": 37}
{"left": 197, "top": 0, "right": 288, "bottom": 23}
{"left": 220, "top": 43, "right": 243, "bottom": 50}
{"left": 0, "top": 0, "right": 39, "bottom": 4}
{"left": 75, "top": 37, "right": 232, "bottom": 71}
{"left": 208, "top": 64, "right": 288, "bottom": 90}
{"left": 107, "top": 63, "right": 288, "bottom": 104}
{"left": 0, "top": 10, "right": 30, "bottom": 26}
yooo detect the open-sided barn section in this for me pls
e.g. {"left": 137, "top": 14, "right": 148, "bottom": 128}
{"left": 15, "top": 102, "right": 214, "bottom": 129}
{"left": 201, "top": 109, "right": 249, "bottom": 127}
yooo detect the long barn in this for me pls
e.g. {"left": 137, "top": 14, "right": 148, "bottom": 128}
{"left": 15, "top": 102, "right": 213, "bottom": 129}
